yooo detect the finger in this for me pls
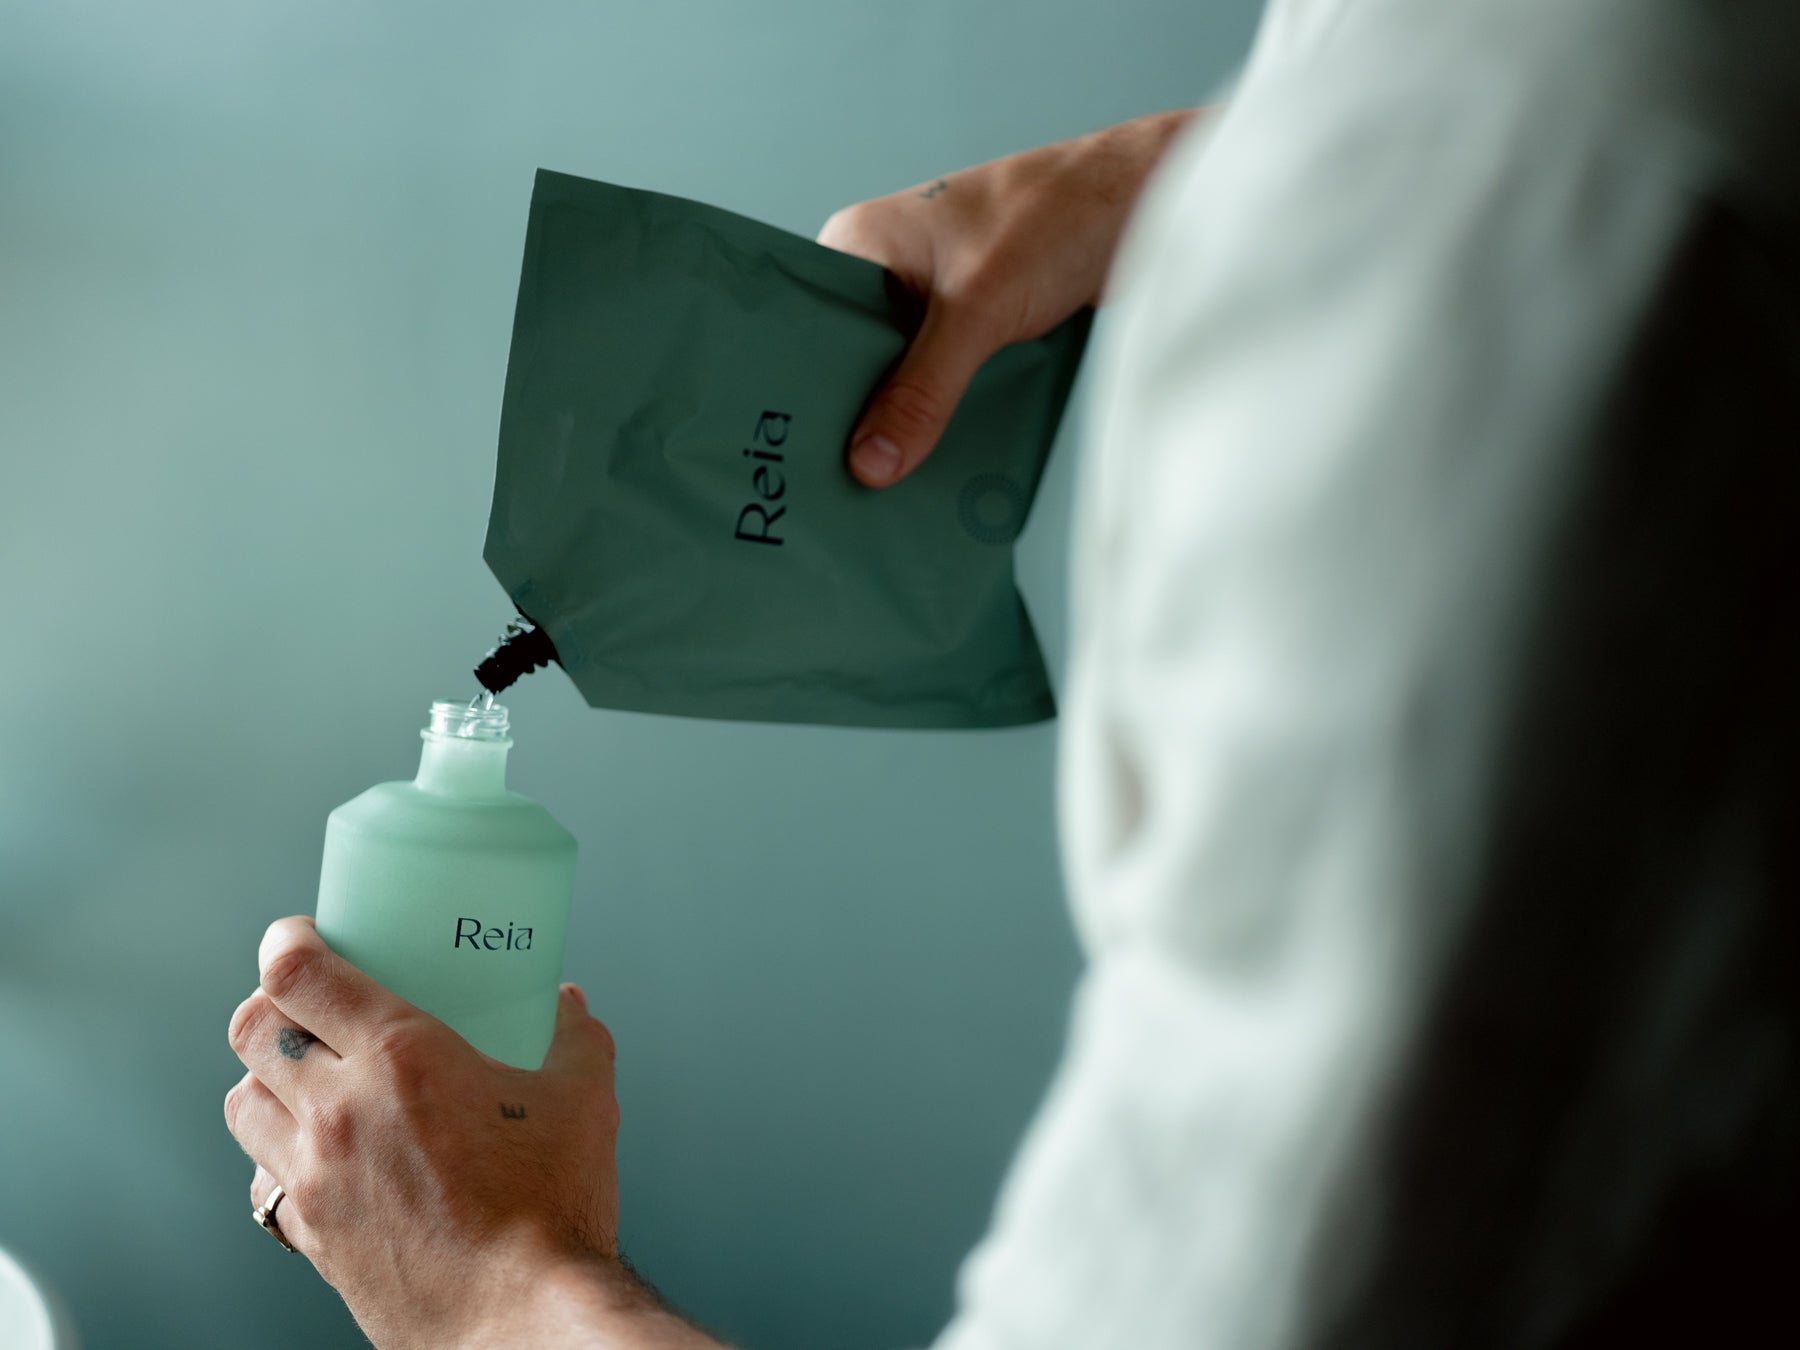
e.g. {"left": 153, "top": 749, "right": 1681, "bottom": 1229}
{"left": 224, "top": 1071, "right": 301, "bottom": 1183}
{"left": 849, "top": 301, "right": 1001, "bottom": 488}
{"left": 250, "top": 1162, "right": 277, "bottom": 1210}
{"left": 249, "top": 1162, "right": 313, "bottom": 1256}
{"left": 541, "top": 984, "right": 615, "bottom": 1079}
{"left": 228, "top": 986, "right": 341, "bottom": 1112}
{"left": 258, "top": 915, "right": 414, "bottom": 1058}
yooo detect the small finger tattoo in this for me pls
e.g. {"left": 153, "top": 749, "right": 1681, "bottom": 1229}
{"left": 275, "top": 1027, "right": 317, "bottom": 1061}
{"left": 918, "top": 178, "right": 949, "bottom": 199}
{"left": 500, "top": 1103, "right": 527, "bottom": 1120}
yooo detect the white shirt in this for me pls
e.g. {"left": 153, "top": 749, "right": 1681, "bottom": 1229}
{"left": 937, "top": 3, "right": 1799, "bottom": 1346}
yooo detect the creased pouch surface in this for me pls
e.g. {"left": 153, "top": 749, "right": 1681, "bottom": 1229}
{"left": 484, "top": 169, "right": 1091, "bottom": 729}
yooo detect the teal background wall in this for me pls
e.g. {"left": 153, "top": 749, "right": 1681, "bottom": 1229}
{"left": 0, "top": 3, "right": 1256, "bottom": 1346}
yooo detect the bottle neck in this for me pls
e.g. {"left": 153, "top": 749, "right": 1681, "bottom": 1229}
{"left": 416, "top": 733, "right": 510, "bottom": 798}
{"left": 414, "top": 698, "right": 512, "bottom": 798}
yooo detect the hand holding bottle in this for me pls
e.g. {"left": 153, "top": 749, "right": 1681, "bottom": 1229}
{"left": 224, "top": 917, "right": 707, "bottom": 1348}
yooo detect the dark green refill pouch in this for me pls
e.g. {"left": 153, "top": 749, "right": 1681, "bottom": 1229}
{"left": 483, "top": 169, "right": 1091, "bottom": 729}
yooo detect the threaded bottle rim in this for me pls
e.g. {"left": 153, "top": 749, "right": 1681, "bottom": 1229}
{"left": 424, "top": 698, "right": 511, "bottom": 743}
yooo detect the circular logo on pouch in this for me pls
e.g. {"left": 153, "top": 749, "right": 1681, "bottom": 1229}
{"left": 957, "top": 473, "right": 1029, "bottom": 545}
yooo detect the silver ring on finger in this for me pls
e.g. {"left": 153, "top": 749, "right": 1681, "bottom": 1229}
{"left": 253, "top": 1182, "right": 298, "bottom": 1253}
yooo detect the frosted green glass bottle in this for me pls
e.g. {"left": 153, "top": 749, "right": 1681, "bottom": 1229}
{"left": 314, "top": 699, "right": 577, "bottom": 1069}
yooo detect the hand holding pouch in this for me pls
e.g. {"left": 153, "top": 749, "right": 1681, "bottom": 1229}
{"left": 484, "top": 169, "right": 1091, "bottom": 729}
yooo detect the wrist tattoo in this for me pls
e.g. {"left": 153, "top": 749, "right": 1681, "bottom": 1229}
{"left": 918, "top": 179, "right": 949, "bottom": 199}
{"left": 500, "top": 1103, "right": 527, "bottom": 1120}
{"left": 275, "top": 1027, "right": 317, "bottom": 1061}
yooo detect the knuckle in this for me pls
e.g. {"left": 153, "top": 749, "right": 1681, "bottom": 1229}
{"left": 303, "top": 1098, "right": 354, "bottom": 1161}
{"left": 259, "top": 940, "right": 317, "bottom": 1003}
{"left": 371, "top": 1021, "right": 416, "bottom": 1067}
{"left": 371, "top": 1022, "right": 432, "bottom": 1098}
{"left": 817, "top": 206, "right": 851, "bottom": 246}
{"left": 282, "top": 1172, "right": 320, "bottom": 1221}
{"left": 584, "top": 1015, "right": 617, "bottom": 1062}
{"left": 878, "top": 380, "right": 950, "bottom": 440}
{"left": 819, "top": 203, "right": 876, "bottom": 255}
{"left": 227, "top": 993, "right": 270, "bottom": 1054}
{"left": 222, "top": 1079, "right": 247, "bottom": 1133}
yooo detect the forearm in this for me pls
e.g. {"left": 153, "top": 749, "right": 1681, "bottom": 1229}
{"left": 1037, "top": 108, "right": 1204, "bottom": 304}
{"left": 1069, "top": 108, "right": 1203, "bottom": 210}
{"left": 463, "top": 1255, "right": 730, "bottom": 1350}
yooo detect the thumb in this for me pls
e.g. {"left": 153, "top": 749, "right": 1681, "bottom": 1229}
{"left": 542, "top": 983, "right": 614, "bottom": 1077}
{"left": 850, "top": 302, "right": 1000, "bottom": 488}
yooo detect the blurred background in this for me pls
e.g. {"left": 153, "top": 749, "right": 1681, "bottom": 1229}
{"left": 0, "top": 2, "right": 1258, "bottom": 1345}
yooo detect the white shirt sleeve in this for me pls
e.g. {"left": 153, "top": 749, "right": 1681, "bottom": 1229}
{"left": 929, "top": 9, "right": 1792, "bottom": 1343}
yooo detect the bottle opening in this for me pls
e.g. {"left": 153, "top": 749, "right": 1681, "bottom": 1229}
{"left": 425, "top": 698, "right": 511, "bottom": 743}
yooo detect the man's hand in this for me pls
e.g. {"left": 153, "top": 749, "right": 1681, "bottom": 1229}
{"left": 224, "top": 917, "right": 686, "bottom": 1349}
{"left": 818, "top": 109, "right": 1198, "bottom": 488}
